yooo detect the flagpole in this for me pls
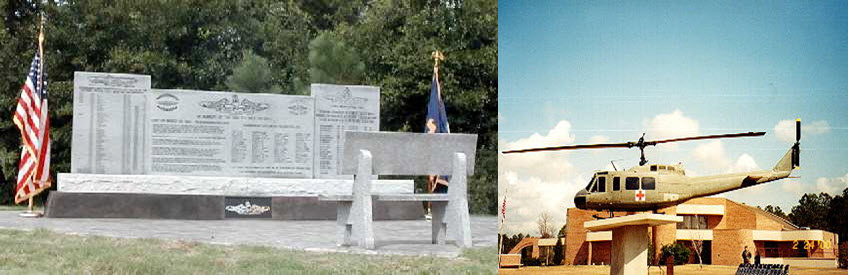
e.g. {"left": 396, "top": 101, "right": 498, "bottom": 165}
{"left": 498, "top": 187, "right": 507, "bottom": 267}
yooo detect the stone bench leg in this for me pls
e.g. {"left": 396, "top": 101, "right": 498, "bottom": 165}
{"left": 336, "top": 201, "right": 352, "bottom": 246}
{"left": 352, "top": 150, "right": 375, "bottom": 249}
{"left": 431, "top": 201, "right": 447, "bottom": 245}
{"left": 448, "top": 152, "right": 472, "bottom": 248}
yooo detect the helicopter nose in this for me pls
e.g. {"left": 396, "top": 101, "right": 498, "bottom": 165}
{"left": 574, "top": 190, "right": 588, "bottom": 209}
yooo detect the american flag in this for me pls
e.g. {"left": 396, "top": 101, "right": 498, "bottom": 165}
{"left": 12, "top": 52, "right": 51, "bottom": 204}
{"left": 501, "top": 195, "right": 506, "bottom": 221}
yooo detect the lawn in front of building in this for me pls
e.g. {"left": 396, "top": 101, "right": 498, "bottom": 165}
{"left": 498, "top": 264, "right": 847, "bottom": 274}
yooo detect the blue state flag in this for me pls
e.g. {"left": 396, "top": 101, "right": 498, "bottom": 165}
{"left": 425, "top": 73, "right": 450, "bottom": 134}
{"left": 425, "top": 71, "right": 450, "bottom": 193}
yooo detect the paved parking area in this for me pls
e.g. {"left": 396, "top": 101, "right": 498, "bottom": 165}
{"left": 0, "top": 211, "right": 496, "bottom": 258}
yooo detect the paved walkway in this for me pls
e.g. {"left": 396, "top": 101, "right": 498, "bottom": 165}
{"left": 0, "top": 211, "right": 495, "bottom": 258}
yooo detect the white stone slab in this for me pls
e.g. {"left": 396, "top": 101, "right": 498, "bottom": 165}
{"left": 147, "top": 89, "right": 315, "bottom": 178}
{"left": 584, "top": 213, "right": 682, "bottom": 231}
{"left": 58, "top": 173, "right": 412, "bottom": 196}
{"left": 71, "top": 72, "right": 151, "bottom": 174}
{"left": 312, "top": 84, "right": 380, "bottom": 179}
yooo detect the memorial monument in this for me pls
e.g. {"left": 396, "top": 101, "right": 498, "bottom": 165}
{"left": 47, "top": 72, "right": 420, "bottom": 220}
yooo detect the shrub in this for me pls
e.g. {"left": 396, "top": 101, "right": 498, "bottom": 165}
{"left": 839, "top": 242, "right": 847, "bottom": 269}
{"left": 552, "top": 238, "right": 564, "bottom": 265}
{"left": 660, "top": 243, "right": 691, "bottom": 265}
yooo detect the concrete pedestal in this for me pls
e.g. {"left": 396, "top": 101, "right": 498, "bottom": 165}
{"left": 585, "top": 213, "right": 682, "bottom": 275}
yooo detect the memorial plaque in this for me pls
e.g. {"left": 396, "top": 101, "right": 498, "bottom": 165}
{"left": 71, "top": 72, "right": 150, "bottom": 174}
{"left": 312, "top": 84, "right": 380, "bottom": 178}
{"left": 147, "top": 89, "right": 314, "bottom": 178}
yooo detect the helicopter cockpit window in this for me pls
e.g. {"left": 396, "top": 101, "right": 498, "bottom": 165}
{"left": 613, "top": 177, "right": 620, "bottom": 191}
{"left": 625, "top": 177, "right": 639, "bottom": 190}
{"left": 586, "top": 174, "right": 596, "bottom": 192}
{"left": 642, "top": 177, "right": 656, "bottom": 190}
{"left": 650, "top": 165, "right": 657, "bottom": 172}
{"left": 598, "top": 177, "right": 606, "bottom": 192}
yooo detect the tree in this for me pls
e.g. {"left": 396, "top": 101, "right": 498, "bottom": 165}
{"left": 306, "top": 32, "right": 365, "bottom": 87}
{"left": 552, "top": 237, "right": 564, "bottom": 265}
{"left": 763, "top": 205, "right": 789, "bottom": 220}
{"left": 341, "top": 0, "right": 498, "bottom": 215}
{"left": 690, "top": 215, "right": 705, "bottom": 269}
{"left": 537, "top": 211, "right": 553, "bottom": 238}
{"left": 295, "top": 0, "right": 368, "bottom": 31}
{"left": 0, "top": 1, "right": 497, "bottom": 216}
{"left": 225, "top": 50, "right": 282, "bottom": 94}
{"left": 789, "top": 192, "right": 833, "bottom": 230}
{"left": 661, "top": 243, "right": 691, "bottom": 265}
{"left": 827, "top": 188, "right": 848, "bottom": 244}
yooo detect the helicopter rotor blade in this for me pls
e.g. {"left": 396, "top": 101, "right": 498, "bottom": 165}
{"left": 502, "top": 142, "right": 632, "bottom": 154}
{"left": 649, "top": 131, "right": 766, "bottom": 145}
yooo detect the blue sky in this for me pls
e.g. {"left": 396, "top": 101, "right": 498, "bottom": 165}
{"left": 498, "top": 1, "right": 848, "bottom": 235}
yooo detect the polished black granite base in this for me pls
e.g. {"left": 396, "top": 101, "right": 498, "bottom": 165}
{"left": 45, "top": 192, "right": 425, "bottom": 220}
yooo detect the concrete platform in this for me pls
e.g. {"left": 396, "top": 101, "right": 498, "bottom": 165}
{"left": 584, "top": 212, "right": 684, "bottom": 231}
{"left": 0, "top": 211, "right": 496, "bottom": 257}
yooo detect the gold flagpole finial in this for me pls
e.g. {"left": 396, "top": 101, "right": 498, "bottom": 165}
{"left": 431, "top": 50, "right": 444, "bottom": 73}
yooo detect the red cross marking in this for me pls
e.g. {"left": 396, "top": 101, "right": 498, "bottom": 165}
{"left": 635, "top": 190, "right": 646, "bottom": 201}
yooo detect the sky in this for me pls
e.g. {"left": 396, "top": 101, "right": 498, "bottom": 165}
{"left": 498, "top": 1, "right": 848, "bottom": 236}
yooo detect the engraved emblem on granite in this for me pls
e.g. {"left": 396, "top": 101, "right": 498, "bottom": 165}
{"left": 155, "top": 93, "right": 179, "bottom": 111}
{"left": 199, "top": 95, "right": 269, "bottom": 115}
{"left": 288, "top": 99, "right": 310, "bottom": 115}
{"left": 323, "top": 87, "right": 367, "bottom": 105}
{"left": 225, "top": 200, "right": 271, "bottom": 215}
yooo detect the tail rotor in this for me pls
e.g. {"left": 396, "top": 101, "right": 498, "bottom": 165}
{"left": 792, "top": 118, "right": 801, "bottom": 169}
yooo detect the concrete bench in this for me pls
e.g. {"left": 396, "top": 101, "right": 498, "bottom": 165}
{"left": 319, "top": 131, "right": 477, "bottom": 249}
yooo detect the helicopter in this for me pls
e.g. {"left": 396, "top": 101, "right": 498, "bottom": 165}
{"left": 502, "top": 119, "right": 801, "bottom": 217}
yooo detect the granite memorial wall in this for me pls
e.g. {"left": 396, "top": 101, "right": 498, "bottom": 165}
{"left": 71, "top": 72, "right": 380, "bottom": 179}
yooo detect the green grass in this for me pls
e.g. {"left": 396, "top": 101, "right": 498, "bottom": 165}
{"left": 0, "top": 229, "right": 495, "bottom": 274}
{"left": 0, "top": 205, "right": 43, "bottom": 211}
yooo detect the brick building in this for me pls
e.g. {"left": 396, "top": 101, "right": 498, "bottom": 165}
{"left": 564, "top": 197, "right": 839, "bottom": 268}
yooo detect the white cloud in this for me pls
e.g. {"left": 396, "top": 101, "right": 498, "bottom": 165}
{"left": 500, "top": 121, "right": 576, "bottom": 182}
{"left": 499, "top": 120, "right": 584, "bottom": 235}
{"left": 774, "top": 120, "right": 830, "bottom": 143}
{"left": 730, "top": 154, "right": 760, "bottom": 173}
{"left": 814, "top": 173, "right": 848, "bottom": 195}
{"left": 781, "top": 179, "right": 803, "bottom": 195}
{"left": 588, "top": 135, "right": 610, "bottom": 144}
{"left": 693, "top": 140, "right": 731, "bottom": 171}
{"left": 642, "top": 109, "right": 700, "bottom": 140}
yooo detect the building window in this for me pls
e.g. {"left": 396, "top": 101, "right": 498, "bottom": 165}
{"left": 650, "top": 165, "right": 657, "bottom": 172}
{"left": 613, "top": 177, "right": 620, "bottom": 191}
{"left": 677, "top": 215, "right": 708, "bottom": 229}
{"left": 642, "top": 177, "right": 656, "bottom": 190}
{"left": 598, "top": 177, "right": 606, "bottom": 192}
{"left": 625, "top": 177, "right": 639, "bottom": 190}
